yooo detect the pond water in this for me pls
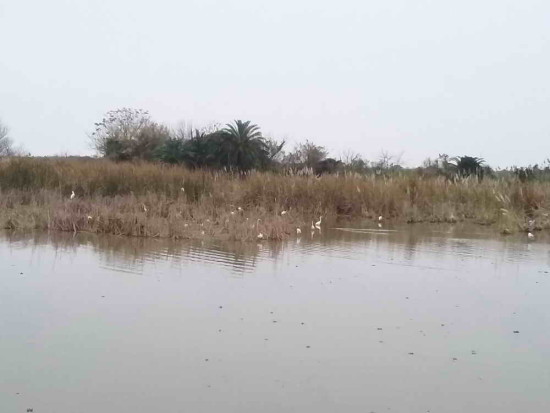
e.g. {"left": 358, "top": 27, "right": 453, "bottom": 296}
{"left": 1, "top": 224, "right": 550, "bottom": 413}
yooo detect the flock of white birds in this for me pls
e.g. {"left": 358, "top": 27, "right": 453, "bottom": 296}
{"left": 68, "top": 190, "right": 538, "bottom": 241}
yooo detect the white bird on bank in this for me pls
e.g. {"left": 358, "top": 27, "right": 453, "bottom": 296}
{"left": 142, "top": 204, "right": 148, "bottom": 212}
{"left": 281, "top": 210, "right": 287, "bottom": 215}
{"left": 296, "top": 228, "right": 302, "bottom": 235}
{"left": 315, "top": 216, "right": 322, "bottom": 229}
{"left": 528, "top": 232, "right": 535, "bottom": 240}
{"left": 378, "top": 215, "right": 383, "bottom": 221}
{"left": 257, "top": 232, "right": 264, "bottom": 240}
{"left": 181, "top": 187, "right": 185, "bottom": 193}
{"left": 70, "top": 191, "right": 75, "bottom": 200}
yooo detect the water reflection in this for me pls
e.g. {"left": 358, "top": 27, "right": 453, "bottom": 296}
{"left": 1, "top": 222, "right": 548, "bottom": 275}
{"left": 2, "top": 225, "right": 550, "bottom": 413}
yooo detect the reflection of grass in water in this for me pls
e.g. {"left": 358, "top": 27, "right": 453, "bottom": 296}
{"left": 1, "top": 230, "right": 286, "bottom": 274}
{"left": 0, "top": 157, "right": 549, "bottom": 240}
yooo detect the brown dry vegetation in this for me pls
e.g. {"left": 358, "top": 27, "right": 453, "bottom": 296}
{"left": 0, "top": 157, "right": 549, "bottom": 240}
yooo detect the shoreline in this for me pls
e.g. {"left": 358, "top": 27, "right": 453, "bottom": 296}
{"left": 0, "top": 158, "right": 549, "bottom": 241}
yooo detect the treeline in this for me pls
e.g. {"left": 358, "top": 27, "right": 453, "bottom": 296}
{"left": 89, "top": 108, "right": 496, "bottom": 178}
{"left": 2, "top": 109, "right": 550, "bottom": 181}
{"left": 90, "top": 108, "right": 338, "bottom": 173}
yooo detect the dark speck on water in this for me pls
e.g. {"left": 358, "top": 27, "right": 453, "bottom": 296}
{"left": 514, "top": 331, "right": 520, "bottom": 334}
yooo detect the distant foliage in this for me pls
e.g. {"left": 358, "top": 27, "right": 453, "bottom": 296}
{"left": 90, "top": 108, "right": 170, "bottom": 161}
{"left": 154, "top": 120, "right": 282, "bottom": 172}
{"left": 451, "top": 156, "right": 485, "bottom": 180}
{"left": 86, "top": 108, "right": 550, "bottom": 183}
{"left": 218, "top": 120, "right": 270, "bottom": 171}
{"left": 314, "top": 158, "right": 343, "bottom": 175}
{"left": 513, "top": 160, "right": 550, "bottom": 183}
{"left": 283, "top": 140, "right": 328, "bottom": 169}
{"left": 341, "top": 151, "right": 370, "bottom": 174}
{"left": 0, "top": 119, "right": 14, "bottom": 157}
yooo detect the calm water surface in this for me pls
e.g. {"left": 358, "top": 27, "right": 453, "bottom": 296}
{"left": 1, "top": 224, "right": 550, "bottom": 413}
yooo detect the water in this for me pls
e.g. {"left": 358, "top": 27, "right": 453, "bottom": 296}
{"left": 1, "top": 225, "right": 550, "bottom": 413}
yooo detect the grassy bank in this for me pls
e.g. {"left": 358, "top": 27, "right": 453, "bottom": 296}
{"left": 0, "top": 157, "right": 549, "bottom": 240}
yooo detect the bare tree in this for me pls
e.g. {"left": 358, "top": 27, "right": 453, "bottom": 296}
{"left": 375, "top": 150, "right": 403, "bottom": 171}
{"left": 0, "top": 119, "right": 14, "bottom": 157}
{"left": 341, "top": 150, "right": 369, "bottom": 172}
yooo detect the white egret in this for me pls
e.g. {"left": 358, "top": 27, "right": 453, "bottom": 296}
{"left": 281, "top": 210, "right": 287, "bottom": 215}
{"left": 142, "top": 204, "right": 148, "bottom": 212}
{"left": 87, "top": 215, "right": 93, "bottom": 221}
{"left": 528, "top": 232, "right": 535, "bottom": 240}
{"left": 315, "top": 216, "right": 322, "bottom": 229}
{"left": 257, "top": 233, "right": 264, "bottom": 240}
{"left": 181, "top": 187, "right": 185, "bottom": 192}
{"left": 70, "top": 191, "right": 75, "bottom": 200}
{"left": 296, "top": 228, "right": 302, "bottom": 235}
{"left": 378, "top": 215, "right": 383, "bottom": 221}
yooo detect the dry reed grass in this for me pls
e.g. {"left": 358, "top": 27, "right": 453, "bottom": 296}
{"left": 0, "top": 157, "right": 549, "bottom": 240}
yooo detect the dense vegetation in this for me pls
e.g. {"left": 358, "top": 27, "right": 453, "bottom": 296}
{"left": 85, "top": 108, "right": 497, "bottom": 178}
{"left": 0, "top": 110, "right": 549, "bottom": 240}
{"left": 0, "top": 157, "right": 548, "bottom": 240}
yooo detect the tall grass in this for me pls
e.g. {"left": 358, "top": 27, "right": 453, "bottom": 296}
{"left": 0, "top": 157, "right": 548, "bottom": 240}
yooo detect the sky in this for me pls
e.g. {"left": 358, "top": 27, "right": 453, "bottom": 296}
{"left": 0, "top": 0, "right": 549, "bottom": 167}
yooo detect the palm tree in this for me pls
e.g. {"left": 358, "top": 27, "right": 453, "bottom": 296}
{"left": 451, "top": 156, "right": 485, "bottom": 180}
{"left": 220, "top": 120, "right": 268, "bottom": 171}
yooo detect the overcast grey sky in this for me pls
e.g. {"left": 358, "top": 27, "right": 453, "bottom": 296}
{"left": 0, "top": 0, "right": 548, "bottom": 166}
